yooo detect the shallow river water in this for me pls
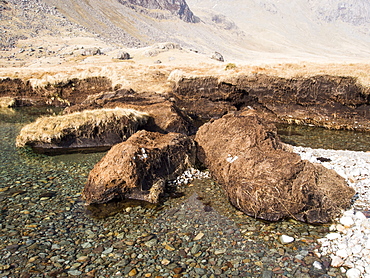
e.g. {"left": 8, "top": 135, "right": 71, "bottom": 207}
{"left": 2, "top": 107, "right": 366, "bottom": 277}
{"left": 276, "top": 123, "right": 370, "bottom": 152}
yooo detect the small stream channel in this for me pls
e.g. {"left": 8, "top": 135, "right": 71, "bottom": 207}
{"left": 1, "top": 107, "right": 366, "bottom": 277}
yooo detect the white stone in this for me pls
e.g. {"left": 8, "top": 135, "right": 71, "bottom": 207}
{"left": 346, "top": 268, "right": 361, "bottom": 278}
{"left": 313, "top": 261, "right": 323, "bottom": 270}
{"left": 340, "top": 216, "right": 355, "bottom": 227}
{"left": 356, "top": 266, "right": 365, "bottom": 274}
{"left": 344, "top": 259, "right": 355, "bottom": 268}
{"left": 365, "top": 239, "right": 370, "bottom": 249}
{"left": 292, "top": 146, "right": 370, "bottom": 274}
{"left": 343, "top": 210, "right": 355, "bottom": 218}
{"left": 326, "top": 233, "right": 341, "bottom": 240}
{"left": 355, "top": 211, "right": 367, "bottom": 221}
{"left": 331, "top": 256, "right": 344, "bottom": 267}
{"left": 365, "top": 265, "right": 370, "bottom": 274}
{"left": 352, "top": 244, "right": 363, "bottom": 254}
{"left": 279, "top": 235, "right": 295, "bottom": 244}
{"left": 336, "top": 224, "right": 346, "bottom": 233}
{"left": 337, "top": 249, "right": 349, "bottom": 258}
{"left": 338, "top": 243, "right": 347, "bottom": 250}
{"left": 226, "top": 155, "right": 238, "bottom": 163}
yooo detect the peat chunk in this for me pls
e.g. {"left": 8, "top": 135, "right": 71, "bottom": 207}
{"left": 195, "top": 112, "right": 355, "bottom": 223}
{"left": 82, "top": 130, "right": 196, "bottom": 204}
{"left": 66, "top": 90, "right": 196, "bottom": 135}
{"left": 16, "top": 108, "right": 148, "bottom": 155}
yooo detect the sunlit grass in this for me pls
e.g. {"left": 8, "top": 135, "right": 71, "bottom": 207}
{"left": 16, "top": 107, "right": 149, "bottom": 147}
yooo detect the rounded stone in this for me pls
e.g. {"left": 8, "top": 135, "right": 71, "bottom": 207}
{"left": 346, "top": 268, "right": 361, "bottom": 278}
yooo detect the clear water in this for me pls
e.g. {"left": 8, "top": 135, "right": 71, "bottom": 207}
{"left": 1, "top": 108, "right": 352, "bottom": 278}
{"left": 1, "top": 108, "right": 369, "bottom": 192}
{"left": 0, "top": 107, "right": 105, "bottom": 195}
{"left": 276, "top": 123, "right": 370, "bottom": 152}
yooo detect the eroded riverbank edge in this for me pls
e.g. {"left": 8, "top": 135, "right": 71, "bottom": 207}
{"left": 1, "top": 62, "right": 370, "bottom": 132}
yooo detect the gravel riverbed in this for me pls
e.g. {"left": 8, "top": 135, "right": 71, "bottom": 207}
{"left": 1, "top": 116, "right": 369, "bottom": 277}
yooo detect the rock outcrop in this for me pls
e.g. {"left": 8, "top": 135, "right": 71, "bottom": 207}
{"left": 16, "top": 108, "right": 149, "bottom": 155}
{"left": 195, "top": 111, "right": 355, "bottom": 223}
{"left": 80, "top": 47, "right": 102, "bottom": 56}
{"left": 114, "top": 50, "right": 131, "bottom": 60}
{"left": 82, "top": 130, "right": 196, "bottom": 204}
{"left": 211, "top": 52, "right": 224, "bottom": 62}
{"left": 120, "top": 0, "right": 198, "bottom": 23}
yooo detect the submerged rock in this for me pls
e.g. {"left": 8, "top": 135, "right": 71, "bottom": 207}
{"left": 82, "top": 130, "right": 196, "bottom": 204}
{"left": 16, "top": 107, "right": 149, "bottom": 155}
{"left": 195, "top": 111, "right": 355, "bottom": 223}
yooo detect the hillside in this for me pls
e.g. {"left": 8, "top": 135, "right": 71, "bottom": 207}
{"left": 186, "top": 0, "right": 370, "bottom": 61}
{"left": 1, "top": 0, "right": 370, "bottom": 63}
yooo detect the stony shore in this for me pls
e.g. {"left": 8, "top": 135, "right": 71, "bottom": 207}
{"left": 292, "top": 146, "right": 370, "bottom": 278}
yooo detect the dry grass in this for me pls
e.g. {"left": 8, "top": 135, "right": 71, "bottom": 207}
{"left": 1, "top": 52, "right": 370, "bottom": 95}
{"left": 0, "top": 97, "right": 16, "bottom": 108}
{"left": 16, "top": 107, "right": 149, "bottom": 147}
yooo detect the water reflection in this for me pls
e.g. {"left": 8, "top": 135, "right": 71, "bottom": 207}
{"left": 0, "top": 106, "right": 63, "bottom": 124}
{"left": 277, "top": 123, "right": 370, "bottom": 151}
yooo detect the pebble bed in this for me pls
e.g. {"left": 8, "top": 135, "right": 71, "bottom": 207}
{"left": 0, "top": 108, "right": 369, "bottom": 278}
{"left": 292, "top": 146, "right": 370, "bottom": 278}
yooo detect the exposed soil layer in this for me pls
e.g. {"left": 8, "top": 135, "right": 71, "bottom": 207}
{"left": 1, "top": 73, "right": 370, "bottom": 131}
{"left": 0, "top": 77, "right": 112, "bottom": 106}
{"left": 171, "top": 74, "right": 370, "bottom": 131}
{"left": 15, "top": 108, "right": 148, "bottom": 155}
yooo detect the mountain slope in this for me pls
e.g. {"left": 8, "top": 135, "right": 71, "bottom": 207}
{"left": 1, "top": 0, "right": 370, "bottom": 62}
{"left": 40, "top": 0, "right": 252, "bottom": 58}
{"left": 186, "top": 0, "right": 370, "bottom": 60}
